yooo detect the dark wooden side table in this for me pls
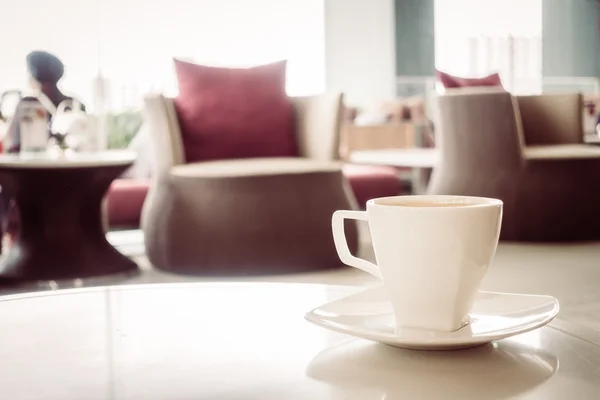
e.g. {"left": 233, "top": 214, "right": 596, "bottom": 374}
{"left": 0, "top": 151, "right": 138, "bottom": 282}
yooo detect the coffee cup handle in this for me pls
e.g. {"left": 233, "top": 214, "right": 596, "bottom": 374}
{"left": 332, "top": 210, "right": 382, "bottom": 280}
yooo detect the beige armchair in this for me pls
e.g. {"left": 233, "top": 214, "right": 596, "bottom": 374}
{"left": 430, "top": 91, "right": 600, "bottom": 241}
{"left": 141, "top": 93, "right": 358, "bottom": 274}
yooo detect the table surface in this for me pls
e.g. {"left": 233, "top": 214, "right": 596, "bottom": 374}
{"left": 0, "top": 282, "right": 598, "bottom": 400}
{"left": 585, "top": 133, "right": 600, "bottom": 144}
{"left": 0, "top": 150, "right": 136, "bottom": 168}
{"left": 349, "top": 148, "right": 440, "bottom": 168}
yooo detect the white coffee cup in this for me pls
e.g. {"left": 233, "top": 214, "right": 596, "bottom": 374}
{"left": 332, "top": 195, "right": 502, "bottom": 332}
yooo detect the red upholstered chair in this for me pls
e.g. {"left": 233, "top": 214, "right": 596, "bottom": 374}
{"left": 342, "top": 164, "right": 404, "bottom": 208}
{"left": 106, "top": 179, "right": 150, "bottom": 228}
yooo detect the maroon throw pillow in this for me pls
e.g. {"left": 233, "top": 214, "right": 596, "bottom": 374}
{"left": 436, "top": 69, "right": 504, "bottom": 89}
{"left": 174, "top": 59, "right": 297, "bottom": 162}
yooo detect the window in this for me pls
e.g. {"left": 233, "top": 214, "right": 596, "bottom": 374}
{"left": 1, "top": 0, "right": 100, "bottom": 105}
{"left": 1, "top": 0, "right": 325, "bottom": 146}
{"left": 96, "top": 0, "right": 325, "bottom": 110}
{"left": 434, "top": 0, "right": 542, "bottom": 94}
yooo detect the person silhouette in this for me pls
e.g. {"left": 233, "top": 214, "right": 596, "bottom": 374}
{"left": 27, "top": 51, "right": 70, "bottom": 108}
{"left": 2, "top": 50, "right": 85, "bottom": 153}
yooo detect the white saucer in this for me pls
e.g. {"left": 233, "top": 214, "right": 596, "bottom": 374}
{"left": 305, "top": 286, "right": 559, "bottom": 350}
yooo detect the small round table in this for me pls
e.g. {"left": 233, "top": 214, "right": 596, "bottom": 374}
{"left": 0, "top": 151, "right": 139, "bottom": 282}
{"left": 0, "top": 282, "right": 598, "bottom": 399}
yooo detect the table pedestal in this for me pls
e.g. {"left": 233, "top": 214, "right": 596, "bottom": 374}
{"left": 0, "top": 165, "right": 138, "bottom": 282}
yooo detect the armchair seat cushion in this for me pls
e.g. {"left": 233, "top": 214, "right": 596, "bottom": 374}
{"left": 523, "top": 144, "right": 600, "bottom": 160}
{"left": 342, "top": 164, "right": 404, "bottom": 208}
{"left": 107, "top": 179, "right": 151, "bottom": 228}
{"left": 170, "top": 157, "right": 342, "bottom": 179}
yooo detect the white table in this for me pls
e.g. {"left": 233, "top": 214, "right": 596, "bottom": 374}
{"left": 585, "top": 133, "right": 600, "bottom": 145}
{"left": 349, "top": 148, "right": 439, "bottom": 194}
{"left": 0, "top": 151, "right": 138, "bottom": 282}
{"left": 0, "top": 150, "right": 136, "bottom": 168}
{"left": 0, "top": 282, "right": 599, "bottom": 399}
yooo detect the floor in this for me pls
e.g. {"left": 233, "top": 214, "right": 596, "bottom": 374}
{"left": 6, "top": 229, "right": 600, "bottom": 332}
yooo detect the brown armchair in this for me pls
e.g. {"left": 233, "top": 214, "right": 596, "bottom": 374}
{"left": 430, "top": 91, "right": 600, "bottom": 241}
{"left": 141, "top": 93, "right": 358, "bottom": 274}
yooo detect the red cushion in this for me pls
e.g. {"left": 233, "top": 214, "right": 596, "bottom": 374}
{"left": 343, "top": 164, "right": 404, "bottom": 208}
{"left": 436, "top": 69, "right": 503, "bottom": 89}
{"left": 173, "top": 59, "right": 297, "bottom": 162}
{"left": 106, "top": 179, "right": 151, "bottom": 228}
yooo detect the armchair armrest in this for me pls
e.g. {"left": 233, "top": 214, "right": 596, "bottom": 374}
{"left": 143, "top": 94, "right": 185, "bottom": 178}
{"left": 523, "top": 144, "right": 600, "bottom": 160}
{"left": 290, "top": 92, "right": 343, "bottom": 161}
{"left": 515, "top": 93, "right": 583, "bottom": 145}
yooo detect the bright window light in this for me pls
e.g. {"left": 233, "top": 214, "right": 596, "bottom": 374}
{"left": 0, "top": 0, "right": 325, "bottom": 112}
{"left": 434, "top": 0, "right": 542, "bottom": 93}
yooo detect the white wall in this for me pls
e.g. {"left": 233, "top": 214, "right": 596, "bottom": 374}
{"left": 324, "top": 0, "right": 396, "bottom": 109}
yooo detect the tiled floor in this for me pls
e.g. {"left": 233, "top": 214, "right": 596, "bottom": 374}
{"left": 6, "top": 229, "right": 600, "bottom": 333}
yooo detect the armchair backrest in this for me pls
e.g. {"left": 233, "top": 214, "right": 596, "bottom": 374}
{"left": 143, "top": 92, "right": 345, "bottom": 179}
{"left": 434, "top": 91, "right": 525, "bottom": 171}
{"left": 514, "top": 93, "right": 583, "bottom": 145}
